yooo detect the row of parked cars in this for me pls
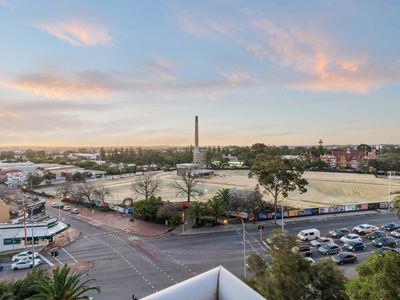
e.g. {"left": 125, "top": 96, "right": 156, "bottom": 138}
{"left": 1, "top": 251, "right": 43, "bottom": 271}
{"left": 51, "top": 202, "right": 79, "bottom": 214}
{"left": 297, "top": 223, "right": 400, "bottom": 265}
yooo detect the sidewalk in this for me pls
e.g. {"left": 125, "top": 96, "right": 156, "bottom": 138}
{"left": 176, "top": 210, "right": 384, "bottom": 235}
{"left": 76, "top": 208, "right": 172, "bottom": 237}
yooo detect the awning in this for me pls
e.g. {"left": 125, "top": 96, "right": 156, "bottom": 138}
{"left": 15, "top": 227, "right": 48, "bottom": 239}
{"left": 47, "top": 222, "right": 68, "bottom": 236}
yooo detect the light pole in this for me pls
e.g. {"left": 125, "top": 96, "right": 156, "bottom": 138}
{"left": 388, "top": 171, "right": 392, "bottom": 212}
{"left": 242, "top": 216, "right": 246, "bottom": 278}
{"left": 30, "top": 208, "right": 35, "bottom": 268}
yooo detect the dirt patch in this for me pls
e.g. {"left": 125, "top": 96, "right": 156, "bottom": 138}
{"left": 44, "top": 228, "right": 80, "bottom": 251}
{"left": 48, "top": 260, "right": 93, "bottom": 275}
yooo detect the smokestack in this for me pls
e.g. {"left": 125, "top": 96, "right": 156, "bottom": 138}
{"left": 195, "top": 115, "right": 199, "bottom": 148}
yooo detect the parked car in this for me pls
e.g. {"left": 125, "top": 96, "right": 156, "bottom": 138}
{"left": 297, "top": 229, "right": 320, "bottom": 241}
{"left": 319, "top": 243, "right": 341, "bottom": 255}
{"left": 11, "top": 258, "right": 41, "bottom": 270}
{"left": 391, "top": 228, "right": 400, "bottom": 238}
{"left": 340, "top": 234, "right": 362, "bottom": 244}
{"left": 382, "top": 223, "right": 400, "bottom": 231}
{"left": 329, "top": 228, "right": 351, "bottom": 238}
{"left": 332, "top": 252, "right": 358, "bottom": 265}
{"left": 344, "top": 241, "right": 366, "bottom": 252}
{"left": 51, "top": 202, "right": 64, "bottom": 209}
{"left": 353, "top": 224, "right": 378, "bottom": 235}
{"left": 292, "top": 242, "right": 312, "bottom": 257}
{"left": 62, "top": 205, "right": 71, "bottom": 211}
{"left": 305, "top": 257, "right": 315, "bottom": 265}
{"left": 12, "top": 251, "right": 39, "bottom": 262}
{"left": 373, "top": 236, "right": 397, "bottom": 248}
{"left": 366, "top": 230, "right": 386, "bottom": 240}
{"left": 311, "top": 237, "right": 333, "bottom": 248}
{"left": 0, "top": 264, "right": 3, "bottom": 271}
{"left": 375, "top": 247, "right": 400, "bottom": 256}
{"left": 71, "top": 208, "right": 79, "bottom": 214}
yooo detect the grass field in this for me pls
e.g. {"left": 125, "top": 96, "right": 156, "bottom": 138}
{"left": 36, "top": 170, "right": 400, "bottom": 209}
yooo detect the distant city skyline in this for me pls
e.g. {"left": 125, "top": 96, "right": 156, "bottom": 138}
{"left": 1, "top": 0, "right": 400, "bottom": 147}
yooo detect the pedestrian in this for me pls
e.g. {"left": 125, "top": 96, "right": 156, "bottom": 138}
{"left": 55, "top": 250, "right": 58, "bottom": 257}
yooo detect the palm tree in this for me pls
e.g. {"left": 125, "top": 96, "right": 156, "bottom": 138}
{"left": 215, "top": 188, "right": 232, "bottom": 203}
{"left": 30, "top": 265, "right": 100, "bottom": 300}
{"left": 207, "top": 197, "right": 228, "bottom": 225}
{"left": 391, "top": 191, "right": 400, "bottom": 216}
{"left": 186, "top": 201, "right": 207, "bottom": 227}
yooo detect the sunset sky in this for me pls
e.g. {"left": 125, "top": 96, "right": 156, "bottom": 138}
{"left": 0, "top": 0, "right": 399, "bottom": 147}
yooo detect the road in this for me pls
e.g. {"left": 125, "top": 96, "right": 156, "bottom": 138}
{"left": 43, "top": 208, "right": 400, "bottom": 299}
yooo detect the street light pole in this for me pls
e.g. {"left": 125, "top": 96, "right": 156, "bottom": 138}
{"left": 30, "top": 208, "right": 35, "bottom": 268}
{"left": 388, "top": 171, "right": 392, "bottom": 212}
{"left": 242, "top": 217, "right": 246, "bottom": 278}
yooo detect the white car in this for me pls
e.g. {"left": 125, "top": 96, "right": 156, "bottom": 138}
{"left": 12, "top": 251, "right": 39, "bottom": 262}
{"left": 62, "top": 205, "right": 71, "bottom": 211}
{"left": 305, "top": 257, "right": 315, "bottom": 265}
{"left": 353, "top": 224, "right": 378, "bottom": 235}
{"left": 311, "top": 237, "right": 333, "bottom": 248}
{"left": 11, "top": 258, "right": 41, "bottom": 270}
{"left": 340, "top": 234, "right": 362, "bottom": 244}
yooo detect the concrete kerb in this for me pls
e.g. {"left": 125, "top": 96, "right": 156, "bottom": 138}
{"left": 176, "top": 210, "right": 385, "bottom": 236}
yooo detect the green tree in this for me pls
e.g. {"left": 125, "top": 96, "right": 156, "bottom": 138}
{"left": 132, "top": 195, "right": 163, "bottom": 221}
{"left": 346, "top": 252, "right": 400, "bottom": 300}
{"left": 206, "top": 197, "right": 227, "bottom": 225}
{"left": 27, "top": 173, "right": 44, "bottom": 186}
{"left": 250, "top": 154, "right": 308, "bottom": 224}
{"left": 246, "top": 232, "right": 347, "bottom": 300}
{"left": 391, "top": 190, "right": 400, "bottom": 217}
{"left": 186, "top": 201, "right": 207, "bottom": 227}
{"left": 215, "top": 188, "right": 232, "bottom": 203}
{"left": 30, "top": 264, "right": 100, "bottom": 300}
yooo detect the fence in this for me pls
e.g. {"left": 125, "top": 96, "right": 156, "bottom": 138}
{"left": 229, "top": 201, "right": 390, "bottom": 221}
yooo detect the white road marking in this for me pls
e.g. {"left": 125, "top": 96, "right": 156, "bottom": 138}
{"left": 54, "top": 257, "right": 64, "bottom": 265}
{"left": 61, "top": 247, "right": 79, "bottom": 263}
{"left": 39, "top": 254, "right": 54, "bottom": 267}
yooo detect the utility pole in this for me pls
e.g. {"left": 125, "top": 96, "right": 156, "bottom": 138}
{"left": 388, "top": 171, "right": 392, "bottom": 212}
{"left": 242, "top": 217, "right": 246, "bottom": 278}
{"left": 31, "top": 209, "right": 35, "bottom": 269}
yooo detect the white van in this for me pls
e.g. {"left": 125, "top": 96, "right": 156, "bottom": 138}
{"left": 297, "top": 229, "right": 320, "bottom": 241}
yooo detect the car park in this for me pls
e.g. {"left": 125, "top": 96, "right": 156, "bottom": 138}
{"left": 310, "top": 237, "right": 333, "bottom": 248}
{"left": 340, "top": 234, "right": 362, "bottom": 244}
{"left": 375, "top": 247, "right": 400, "bottom": 256}
{"left": 382, "top": 223, "right": 400, "bottom": 231}
{"left": 329, "top": 228, "right": 350, "bottom": 238}
{"left": 297, "top": 229, "right": 320, "bottom": 241}
{"left": 332, "top": 252, "right": 358, "bottom": 265}
{"left": 352, "top": 224, "right": 378, "bottom": 235}
{"left": 391, "top": 229, "right": 400, "bottom": 238}
{"left": 373, "top": 236, "right": 397, "bottom": 248}
{"left": 62, "top": 205, "right": 71, "bottom": 211}
{"left": 11, "top": 258, "right": 41, "bottom": 270}
{"left": 366, "top": 230, "right": 386, "bottom": 240}
{"left": 71, "top": 208, "right": 79, "bottom": 214}
{"left": 344, "top": 240, "right": 366, "bottom": 252}
{"left": 319, "top": 243, "right": 341, "bottom": 255}
{"left": 12, "top": 251, "right": 39, "bottom": 262}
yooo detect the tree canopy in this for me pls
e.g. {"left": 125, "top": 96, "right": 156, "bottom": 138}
{"left": 250, "top": 154, "right": 308, "bottom": 223}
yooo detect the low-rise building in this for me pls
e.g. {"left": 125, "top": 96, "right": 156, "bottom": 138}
{"left": 0, "top": 218, "right": 68, "bottom": 253}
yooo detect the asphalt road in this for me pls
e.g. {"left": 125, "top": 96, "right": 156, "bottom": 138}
{"left": 40, "top": 208, "right": 400, "bottom": 299}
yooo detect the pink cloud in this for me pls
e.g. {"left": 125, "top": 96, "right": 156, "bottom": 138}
{"left": 2, "top": 72, "right": 111, "bottom": 99}
{"left": 35, "top": 19, "right": 112, "bottom": 46}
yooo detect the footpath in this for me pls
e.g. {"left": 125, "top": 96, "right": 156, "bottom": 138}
{"left": 76, "top": 207, "right": 172, "bottom": 237}
{"left": 175, "top": 210, "right": 386, "bottom": 236}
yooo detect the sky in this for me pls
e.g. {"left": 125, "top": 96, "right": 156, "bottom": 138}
{"left": 0, "top": 0, "right": 399, "bottom": 147}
